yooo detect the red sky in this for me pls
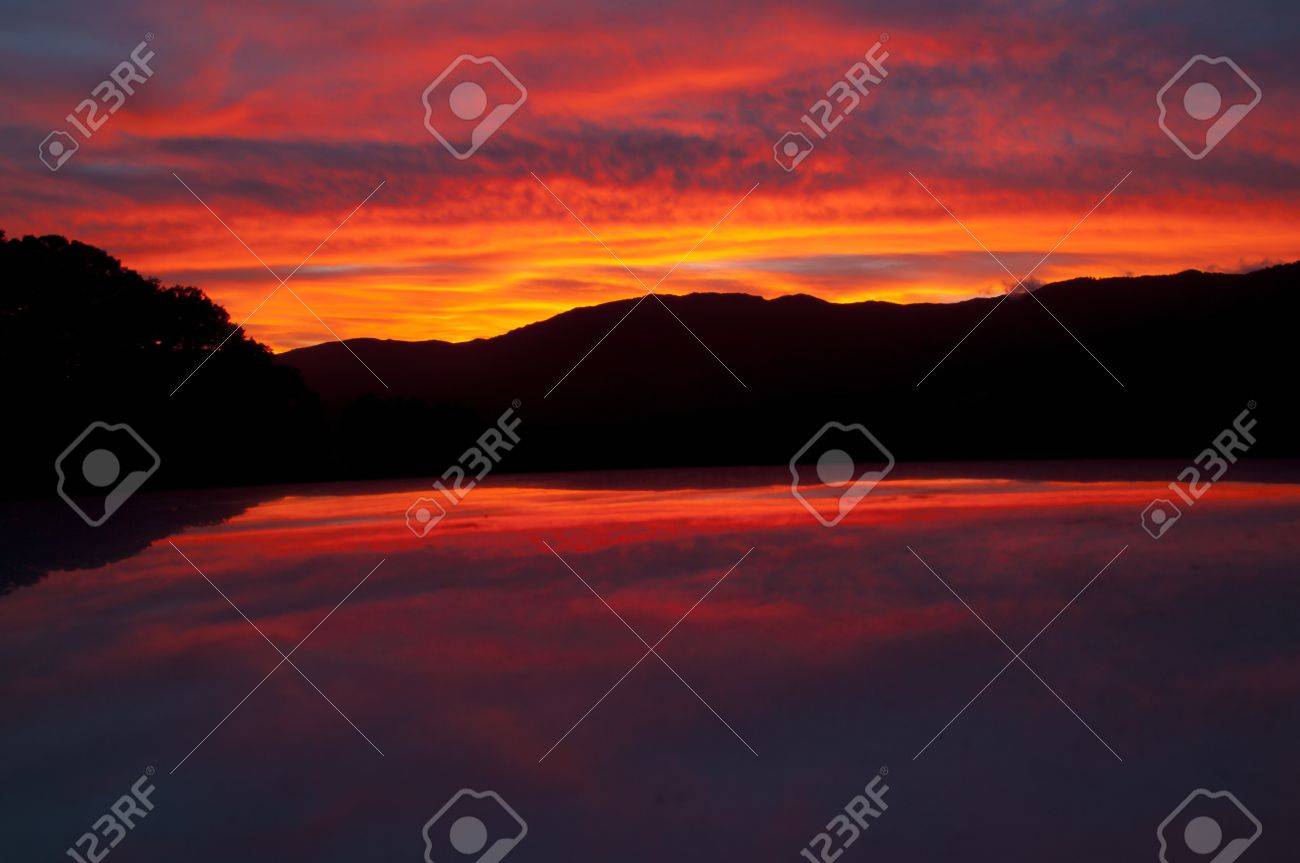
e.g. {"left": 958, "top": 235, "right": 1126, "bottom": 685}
{"left": 3, "top": 0, "right": 1298, "bottom": 349}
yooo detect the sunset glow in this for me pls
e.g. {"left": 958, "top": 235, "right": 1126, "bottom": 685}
{"left": 5, "top": 2, "right": 1297, "bottom": 348}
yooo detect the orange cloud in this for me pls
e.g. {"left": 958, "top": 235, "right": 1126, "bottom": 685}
{"left": 2, "top": 1, "right": 1297, "bottom": 348}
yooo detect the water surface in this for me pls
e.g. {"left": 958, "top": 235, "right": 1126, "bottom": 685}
{"left": 3, "top": 467, "right": 1297, "bottom": 861}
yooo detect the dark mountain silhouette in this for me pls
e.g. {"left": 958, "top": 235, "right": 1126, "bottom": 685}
{"left": 279, "top": 262, "right": 1300, "bottom": 472}
{"left": 5, "top": 229, "right": 1297, "bottom": 504}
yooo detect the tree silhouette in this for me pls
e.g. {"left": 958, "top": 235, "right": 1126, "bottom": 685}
{"left": 5, "top": 230, "right": 1296, "bottom": 501}
{"left": 2, "top": 231, "right": 323, "bottom": 497}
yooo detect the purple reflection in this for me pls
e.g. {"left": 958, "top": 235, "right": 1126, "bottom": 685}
{"left": 2, "top": 469, "right": 1297, "bottom": 861}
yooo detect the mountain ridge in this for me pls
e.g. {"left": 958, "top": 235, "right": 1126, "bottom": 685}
{"left": 6, "top": 228, "right": 1296, "bottom": 494}
{"left": 273, "top": 261, "right": 1300, "bottom": 473}
{"left": 279, "top": 263, "right": 1298, "bottom": 357}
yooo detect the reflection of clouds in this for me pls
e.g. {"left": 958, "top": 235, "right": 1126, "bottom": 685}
{"left": 3, "top": 472, "right": 1299, "bottom": 860}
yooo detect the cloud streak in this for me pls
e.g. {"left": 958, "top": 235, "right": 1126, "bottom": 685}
{"left": 2, "top": 0, "right": 1297, "bottom": 347}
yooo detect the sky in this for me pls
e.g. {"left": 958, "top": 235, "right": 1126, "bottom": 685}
{"left": 2, "top": 0, "right": 1298, "bottom": 349}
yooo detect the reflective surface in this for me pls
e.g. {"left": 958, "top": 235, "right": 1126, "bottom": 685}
{"left": 3, "top": 467, "right": 1298, "bottom": 862}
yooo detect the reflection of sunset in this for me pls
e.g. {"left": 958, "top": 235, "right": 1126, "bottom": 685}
{"left": 7, "top": 1, "right": 1300, "bottom": 858}
{"left": 13, "top": 474, "right": 1300, "bottom": 688}
{"left": 4, "top": 473, "right": 1300, "bottom": 860}
{"left": 158, "top": 476, "right": 1300, "bottom": 551}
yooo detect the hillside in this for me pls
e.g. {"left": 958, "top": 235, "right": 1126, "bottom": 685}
{"left": 277, "top": 263, "right": 1300, "bottom": 471}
